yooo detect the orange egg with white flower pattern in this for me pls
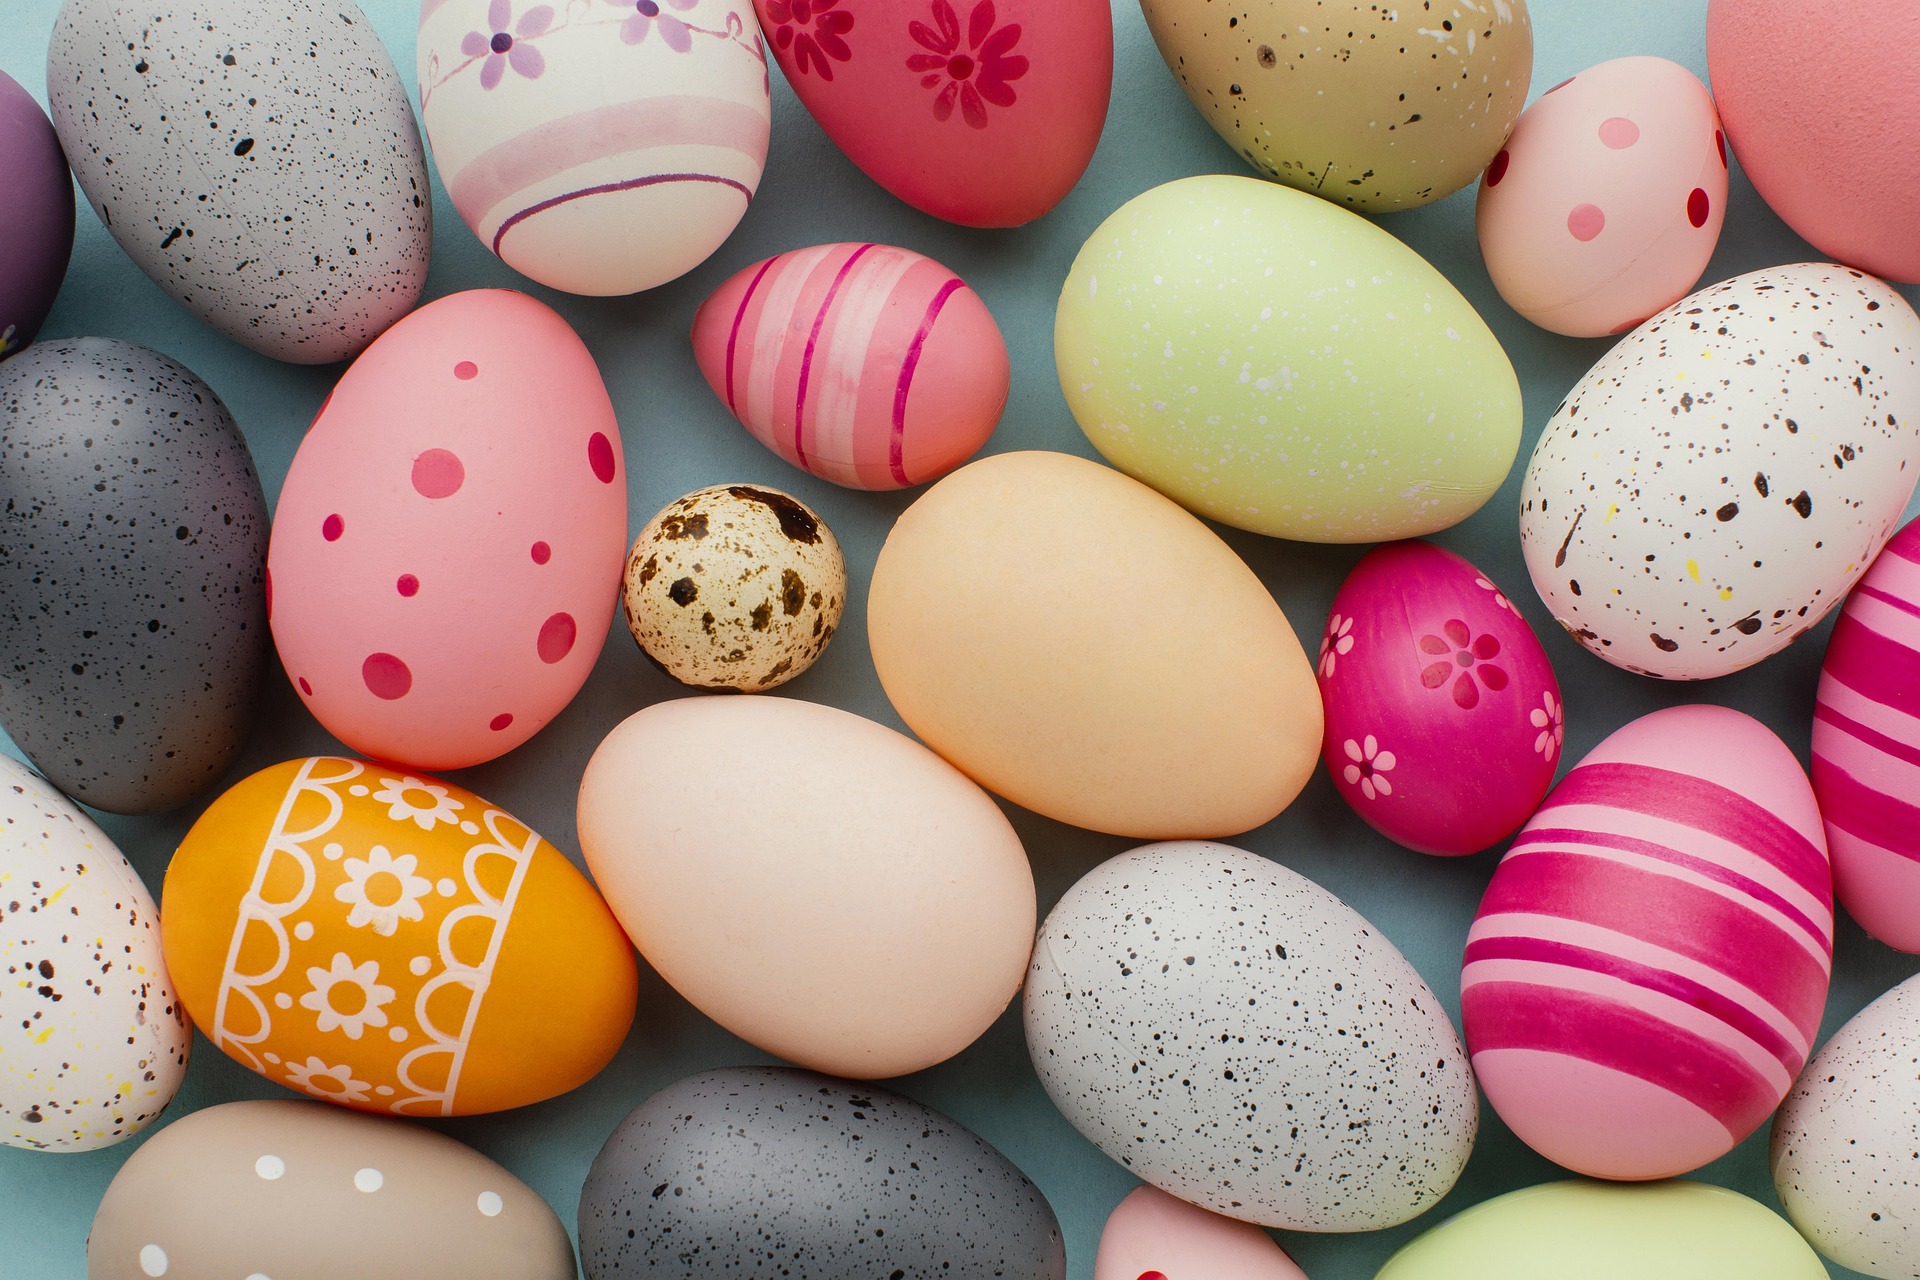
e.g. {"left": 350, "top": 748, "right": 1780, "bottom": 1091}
{"left": 162, "top": 758, "right": 637, "bottom": 1116}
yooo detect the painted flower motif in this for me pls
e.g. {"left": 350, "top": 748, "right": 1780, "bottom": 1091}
{"left": 461, "top": 0, "right": 553, "bottom": 90}
{"left": 1342, "top": 734, "right": 1396, "bottom": 801}
{"left": 607, "top": 0, "right": 697, "bottom": 49}
{"left": 283, "top": 1055, "right": 374, "bottom": 1104}
{"left": 300, "top": 953, "right": 396, "bottom": 1040}
{"left": 766, "top": 0, "right": 853, "bottom": 81}
{"left": 1531, "top": 690, "right": 1564, "bottom": 761}
{"left": 1319, "top": 612, "right": 1355, "bottom": 678}
{"left": 371, "top": 775, "right": 465, "bottom": 831}
{"left": 1418, "top": 618, "right": 1509, "bottom": 710}
{"left": 1475, "top": 574, "right": 1519, "bottom": 615}
{"left": 908, "top": 0, "right": 1027, "bottom": 128}
{"left": 334, "top": 845, "right": 434, "bottom": 936}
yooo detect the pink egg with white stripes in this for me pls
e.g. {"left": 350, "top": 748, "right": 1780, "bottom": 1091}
{"left": 692, "top": 242, "right": 1010, "bottom": 489}
{"left": 418, "top": 0, "right": 770, "bottom": 295}
{"left": 268, "top": 290, "right": 628, "bottom": 770}
{"left": 1464, "top": 704, "right": 1833, "bottom": 1180}
{"left": 1318, "top": 541, "right": 1563, "bottom": 857}
{"left": 1813, "top": 514, "right": 1920, "bottom": 952}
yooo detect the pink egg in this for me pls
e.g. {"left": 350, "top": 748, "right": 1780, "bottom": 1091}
{"left": 1477, "top": 56, "right": 1727, "bottom": 337}
{"left": 1463, "top": 704, "right": 1833, "bottom": 1180}
{"left": 1094, "top": 1186, "right": 1307, "bottom": 1280}
{"left": 691, "top": 242, "right": 1009, "bottom": 489}
{"left": 268, "top": 289, "right": 627, "bottom": 769}
{"left": 753, "top": 0, "right": 1111, "bottom": 227}
{"left": 1317, "top": 541, "right": 1562, "bottom": 857}
{"left": 1812, "top": 515, "right": 1920, "bottom": 951}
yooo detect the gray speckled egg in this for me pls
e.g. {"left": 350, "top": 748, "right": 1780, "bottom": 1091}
{"left": 1773, "top": 973, "right": 1920, "bottom": 1278}
{"left": 1520, "top": 263, "right": 1920, "bottom": 680}
{"left": 622, "top": 484, "right": 845, "bottom": 691}
{"left": 1025, "top": 840, "right": 1476, "bottom": 1231}
{"left": 0, "top": 753, "right": 188, "bottom": 1151}
{"left": 578, "top": 1066, "right": 1067, "bottom": 1280}
{"left": 45, "top": 0, "right": 430, "bottom": 364}
{"left": 0, "top": 338, "right": 268, "bottom": 814}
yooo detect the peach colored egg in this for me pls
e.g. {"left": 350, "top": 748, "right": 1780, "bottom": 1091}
{"left": 691, "top": 242, "right": 1009, "bottom": 489}
{"left": 267, "top": 289, "right": 627, "bottom": 770}
{"left": 1477, "top": 57, "right": 1727, "bottom": 338}
{"left": 1095, "top": 1186, "right": 1308, "bottom": 1280}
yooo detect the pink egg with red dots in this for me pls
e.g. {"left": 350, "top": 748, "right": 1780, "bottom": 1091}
{"left": 267, "top": 288, "right": 627, "bottom": 770}
{"left": 1318, "top": 541, "right": 1564, "bottom": 857}
{"left": 1477, "top": 56, "right": 1728, "bottom": 338}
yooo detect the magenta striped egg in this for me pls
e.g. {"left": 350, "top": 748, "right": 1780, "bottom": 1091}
{"left": 692, "top": 242, "right": 1011, "bottom": 490}
{"left": 1463, "top": 703, "right": 1832, "bottom": 1180}
{"left": 1813, "top": 514, "right": 1920, "bottom": 952}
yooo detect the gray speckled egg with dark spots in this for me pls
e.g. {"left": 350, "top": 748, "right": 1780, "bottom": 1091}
{"left": 45, "top": 0, "right": 430, "bottom": 364}
{"left": 1520, "top": 263, "right": 1920, "bottom": 680}
{"left": 1024, "top": 841, "right": 1476, "bottom": 1231}
{"left": 0, "top": 338, "right": 268, "bottom": 814}
{"left": 578, "top": 1066, "right": 1067, "bottom": 1280}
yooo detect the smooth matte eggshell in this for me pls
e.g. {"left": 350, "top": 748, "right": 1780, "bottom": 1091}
{"left": 0, "top": 70, "right": 74, "bottom": 359}
{"left": 1095, "top": 1186, "right": 1307, "bottom": 1280}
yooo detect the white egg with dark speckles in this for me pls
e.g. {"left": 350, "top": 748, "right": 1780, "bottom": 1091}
{"left": 1520, "top": 263, "right": 1920, "bottom": 680}
{"left": 0, "top": 754, "right": 189, "bottom": 1152}
{"left": 1024, "top": 841, "right": 1476, "bottom": 1231}
{"left": 46, "top": 0, "right": 430, "bottom": 364}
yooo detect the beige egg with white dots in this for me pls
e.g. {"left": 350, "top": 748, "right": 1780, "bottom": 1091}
{"left": 623, "top": 485, "right": 846, "bottom": 691}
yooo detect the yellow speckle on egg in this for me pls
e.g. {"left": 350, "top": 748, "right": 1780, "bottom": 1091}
{"left": 30, "top": 1026, "right": 54, "bottom": 1045}
{"left": 1604, "top": 504, "right": 1619, "bottom": 523}
{"left": 45, "top": 883, "right": 69, "bottom": 905}
{"left": 1686, "top": 559, "right": 1702, "bottom": 583}
{"left": 1719, "top": 587, "right": 1734, "bottom": 601}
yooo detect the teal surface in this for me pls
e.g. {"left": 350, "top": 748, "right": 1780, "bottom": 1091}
{"left": 2, "top": 2, "right": 1918, "bottom": 1277}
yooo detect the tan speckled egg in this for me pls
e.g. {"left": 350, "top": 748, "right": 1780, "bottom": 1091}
{"left": 1141, "top": 0, "right": 1533, "bottom": 211}
{"left": 622, "top": 484, "right": 846, "bottom": 691}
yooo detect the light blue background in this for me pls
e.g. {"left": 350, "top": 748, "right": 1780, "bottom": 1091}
{"left": 3, "top": 1, "right": 1918, "bottom": 1276}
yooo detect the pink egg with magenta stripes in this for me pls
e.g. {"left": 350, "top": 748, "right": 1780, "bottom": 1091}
{"left": 418, "top": 0, "right": 770, "bottom": 295}
{"left": 692, "top": 242, "right": 1010, "bottom": 489}
{"left": 1463, "top": 704, "right": 1832, "bottom": 1181}
{"left": 1813, "top": 514, "right": 1920, "bottom": 952}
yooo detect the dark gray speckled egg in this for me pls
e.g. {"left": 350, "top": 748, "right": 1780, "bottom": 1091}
{"left": 0, "top": 338, "right": 268, "bottom": 814}
{"left": 578, "top": 1066, "right": 1067, "bottom": 1280}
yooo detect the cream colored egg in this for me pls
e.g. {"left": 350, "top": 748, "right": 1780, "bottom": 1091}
{"left": 622, "top": 485, "right": 845, "bottom": 691}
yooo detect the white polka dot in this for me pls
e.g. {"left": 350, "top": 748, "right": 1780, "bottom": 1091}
{"left": 409, "top": 956, "right": 432, "bottom": 976}
{"left": 388, "top": 1025, "right": 409, "bottom": 1043}
{"left": 354, "top": 1167, "right": 384, "bottom": 1193}
{"left": 139, "top": 1244, "right": 168, "bottom": 1276}
{"left": 293, "top": 921, "right": 315, "bottom": 941}
{"left": 273, "top": 993, "right": 293, "bottom": 1010}
{"left": 246, "top": 1273, "right": 272, "bottom": 1280}
{"left": 459, "top": 820, "right": 479, "bottom": 835}
{"left": 263, "top": 1052, "right": 281, "bottom": 1065}
{"left": 323, "top": 841, "right": 345, "bottom": 860}
{"left": 477, "top": 1190, "right": 504, "bottom": 1217}
{"left": 374, "top": 1085, "right": 394, "bottom": 1096}
{"left": 348, "top": 785, "right": 369, "bottom": 797}
{"left": 436, "top": 878, "right": 457, "bottom": 897}
{"left": 254, "top": 1154, "right": 285, "bottom": 1180}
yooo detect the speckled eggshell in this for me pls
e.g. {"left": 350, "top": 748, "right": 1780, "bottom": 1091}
{"left": 1773, "top": 973, "right": 1920, "bottom": 1278}
{"left": 87, "top": 1099, "right": 575, "bottom": 1280}
{"left": 1519, "top": 264, "right": 1920, "bottom": 680}
{"left": 46, "top": 0, "right": 430, "bottom": 364}
{"left": 622, "top": 484, "right": 844, "bottom": 691}
{"left": 578, "top": 1066, "right": 1066, "bottom": 1279}
{"left": 1025, "top": 841, "right": 1477, "bottom": 1231}
{"left": 754, "top": 0, "right": 1110, "bottom": 228}
{"left": 0, "top": 70, "right": 74, "bottom": 361}
{"left": 1477, "top": 57, "right": 1728, "bottom": 338}
{"left": 267, "top": 289, "right": 627, "bottom": 770}
{"left": 1812, "top": 515, "right": 1920, "bottom": 951}
{"left": 1464, "top": 704, "right": 1832, "bottom": 1180}
{"left": 691, "top": 242, "right": 1010, "bottom": 489}
{"left": 1140, "top": 0, "right": 1532, "bottom": 212}
{"left": 1318, "top": 541, "right": 1562, "bottom": 857}
{"left": 0, "top": 755, "right": 188, "bottom": 1152}
{"left": 418, "top": 0, "right": 768, "bottom": 295}
{"left": 0, "top": 338, "right": 268, "bottom": 815}
{"left": 1094, "top": 1186, "right": 1308, "bottom": 1280}
{"left": 1055, "top": 175, "right": 1523, "bottom": 543}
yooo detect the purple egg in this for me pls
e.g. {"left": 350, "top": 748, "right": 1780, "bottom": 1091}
{"left": 0, "top": 70, "right": 73, "bottom": 360}
{"left": 1317, "top": 540, "right": 1563, "bottom": 856}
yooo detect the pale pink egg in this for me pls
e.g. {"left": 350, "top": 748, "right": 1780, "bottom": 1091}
{"left": 1094, "top": 1186, "right": 1307, "bottom": 1280}
{"left": 1318, "top": 541, "right": 1562, "bottom": 857}
{"left": 1477, "top": 56, "right": 1727, "bottom": 337}
{"left": 268, "top": 289, "right": 627, "bottom": 769}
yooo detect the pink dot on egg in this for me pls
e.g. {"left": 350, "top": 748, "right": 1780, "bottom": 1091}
{"left": 322, "top": 513, "right": 344, "bottom": 541}
{"left": 1568, "top": 203, "right": 1606, "bottom": 242}
{"left": 454, "top": 360, "right": 478, "bottom": 380}
{"left": 1139, "top": 1273, "right": 1169, "bottom": 1280}
{"left": 537, "top": 612, "right": 577, "bottom": 664}
{"left": 297, "top": 676, "right": 313, "bottom": 696}
{"left": 531, "top": 541, "right": 551, "bottom": 565}
{"left": 411, "top": 448, "right": 465, "bottom": 499}
{"left": 1486, "top": 148, "right": 1510, "bottom": 187}
{"left": 489, "top": 712, "right": 513, "bottom": 731}
{"left": 396, "top": 574, "right": 419, "bottom": 597}
{"left": 588, "top": 432, "right": 617, "bottom": 484}
{"left": 362, "top": 652, "right": 412, "bottom": 700}
{"left": 1688, "top": 187, "right": 1711, "bottom": 227}
{"left": 1598, "top": 116, "right": 1640, "bottom": 149}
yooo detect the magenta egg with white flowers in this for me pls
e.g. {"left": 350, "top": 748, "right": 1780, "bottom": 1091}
{"left": 1317, "top": 541, "right": 1563, "bottom": 857}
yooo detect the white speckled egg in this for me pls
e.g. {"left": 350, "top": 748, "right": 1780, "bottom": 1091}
{"left": 1519, "top": 263, "right": 1920, "bottom": 679}
{"left": 1773, "top": 973, "right": 1920, "bottom": 1278}
{"left": 622, "top": 484, "right": 845, "bottom": 691}
{"left": 1024, "top": 841, "right": 1476, "bottom": 1231}
{"left": 0, "top": 754, "right": 189, "bottom": 1151}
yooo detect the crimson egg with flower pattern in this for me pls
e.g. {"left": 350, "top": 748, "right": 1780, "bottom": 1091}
{"left": 1317, "top": 541, "right": 1563, "bottom": 856}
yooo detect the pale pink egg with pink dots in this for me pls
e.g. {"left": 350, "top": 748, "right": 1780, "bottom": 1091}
{"left": 1477, "top": 56, "right": 1728, "bottom": 338}
{"left": 1317, "top": 540, "right": 1563, "bottom": 857}
{"left": 267, "top": 289, "right": 627, "bottom": 770}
